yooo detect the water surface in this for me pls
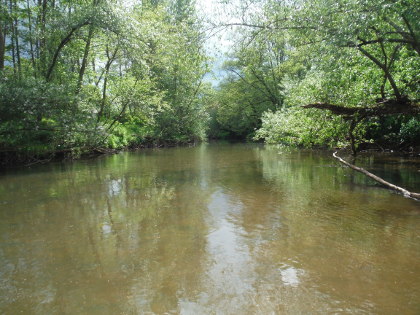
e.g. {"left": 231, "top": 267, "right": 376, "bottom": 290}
{"left": 1, "top": 143, "right": 419, "bottom": 314}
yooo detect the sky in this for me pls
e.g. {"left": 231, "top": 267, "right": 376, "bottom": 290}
{"left": 195, "top": 0, "right": 241, "bottom": 85}
{"left": 195, "top": 0, "right": 265, "bottom": 85}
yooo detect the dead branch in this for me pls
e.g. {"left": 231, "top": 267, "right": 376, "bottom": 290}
{"left": 333, "top": 151, "right": 420, "bottom": 200}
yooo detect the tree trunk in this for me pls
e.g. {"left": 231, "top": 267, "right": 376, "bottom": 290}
{"left": 348, "top": 119, "right": 357, "bottom": 156}
{"left": 45, "top": 21, "right": 90, "bottom": 81}
{"left": 97, "top": 45, "right": 118, "bottom": 122}
{"left": 38, "top": 0, "right": 47, "bottom": 75}
{"left": 0, "top": 24, "right": 5, "bottom": 70}
{"left": 26, "top": 0, "right": 36, "bottom": 72}
{"left": 13, "top": 0, "right": 21, "bottom": 75}
{"left": 9, "top": 0, "right": 16, "bottom": 73}
{"left": 76, "top": 24, "right": 94, "bottom": 93}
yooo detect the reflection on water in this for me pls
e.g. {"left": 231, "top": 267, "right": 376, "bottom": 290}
{"left": 0, "top": 143, "right": 419, "bottom": 314}
{"left": 280, "top": 266, "right": 301, "bottom": 287}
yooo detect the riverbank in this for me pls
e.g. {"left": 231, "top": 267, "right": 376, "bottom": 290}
{"left": 0, "top": 140, "right": 202, "bottom": 169}
{"left": 2, "top": 139, "right": 419, "bottom": 170}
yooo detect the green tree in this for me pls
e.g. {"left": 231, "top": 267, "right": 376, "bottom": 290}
{"left": 218, "top": 0, "right": 419, "bottom": 152}
{"left": 211, "top": 25, "right": 285, "bottom": 139}
{"left": 0, "top": 0, "right": 210, "bottom": 166}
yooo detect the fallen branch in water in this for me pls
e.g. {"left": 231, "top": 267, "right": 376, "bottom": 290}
{"left": 333, "top": 151, "right": 420, "bottom": 200}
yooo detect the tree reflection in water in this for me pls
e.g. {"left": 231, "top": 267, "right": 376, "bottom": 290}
{"left": 0, "top": 143, "right": 419, "bottom": 314}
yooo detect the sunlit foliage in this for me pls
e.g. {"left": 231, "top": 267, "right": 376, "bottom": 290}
{"left": 0, "top": 0, "right": 208, "bottom": 164}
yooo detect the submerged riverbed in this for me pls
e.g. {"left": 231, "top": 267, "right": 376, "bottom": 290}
{"left": 0, "top": 143, "right": 419, "bottom": 314}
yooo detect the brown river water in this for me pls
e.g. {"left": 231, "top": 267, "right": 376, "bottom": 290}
{"left": 0, "top": 143, "right": 419, "bottom": 314}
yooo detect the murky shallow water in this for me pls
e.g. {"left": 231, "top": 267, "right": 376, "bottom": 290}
{"left": 0, "top": 143, "right": 419, "bottom": 314}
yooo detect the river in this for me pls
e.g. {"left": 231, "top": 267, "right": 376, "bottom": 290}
{"left": 0, "top": 143, "right": 419, "bottom": 314}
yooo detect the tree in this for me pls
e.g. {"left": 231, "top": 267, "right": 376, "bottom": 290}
{"left": 219, "top": 0, "right": 419, "bottom": 153}
{"left": 211, "top": 23, "right": 285, "bottom": 139}
{"left": 0, "top": 0, "right": 210, "bottom": 166}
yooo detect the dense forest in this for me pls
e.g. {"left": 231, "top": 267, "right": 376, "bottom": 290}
{"left": 0, "top": 0, "right": 419, "bottom": 166}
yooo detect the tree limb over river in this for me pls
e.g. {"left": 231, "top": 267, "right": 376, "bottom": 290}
{"left": 333, "top": 151, "right": 420, "bottom": 200}
{"left": 303, "top": 99, "right": 420, "bottom": 119}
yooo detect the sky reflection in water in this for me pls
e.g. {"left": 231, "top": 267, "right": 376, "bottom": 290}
{"left": 0, "top": 143, "right": 419, "bottom": 314}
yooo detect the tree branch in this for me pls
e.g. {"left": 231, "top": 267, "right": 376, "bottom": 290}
{"left": 303, "top": 100, "right": 419, "bottom": 117}
{"left": 46, "top": 21, "right": 91, "bottom": 81}
{"left": 357, "top": 45, "right": 402, "bottom": 101}
{"left": 333, "top": 151, "right": 420, "bottom": 199}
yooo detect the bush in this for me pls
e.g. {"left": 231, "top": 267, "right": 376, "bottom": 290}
{"left": 255, "top": 108, "right": 348, "bottom": 148}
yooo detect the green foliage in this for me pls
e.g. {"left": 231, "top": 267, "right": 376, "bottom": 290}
{"left": 107, "top": 124, "right": 131, "bottom": 149}
{"left": 365, "top": 115, "right": 420, "bottom": 148}
{"left": 255, "top": 109, "right": 348, "bottom": 147}
{"left": 0, "top": 77, "right": 97, "bottom": 154}
{"left": 0, "top": 0, "right": 209, "bottom": 164}
{"left": 215, "top": 0, "right": 420, "bottom": 151}
{"left": 1, "top": 0, "right": 419, "bottom": 164}
{"left": 210, "top": 27, "right": 285, "bottom": 139}
{"left": 400, "top": 117, "right": 420, "bottom": 145}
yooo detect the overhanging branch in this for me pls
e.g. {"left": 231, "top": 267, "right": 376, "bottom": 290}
{"left": 303, "top": 99, "right": 419, "bottom": 118}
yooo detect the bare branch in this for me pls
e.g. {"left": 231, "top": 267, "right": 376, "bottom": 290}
{"left": 303, "top": 99, "right": 419, "bottom": 117}
{"left": 333, "top": 151, "right": 420, "bottom": 199}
